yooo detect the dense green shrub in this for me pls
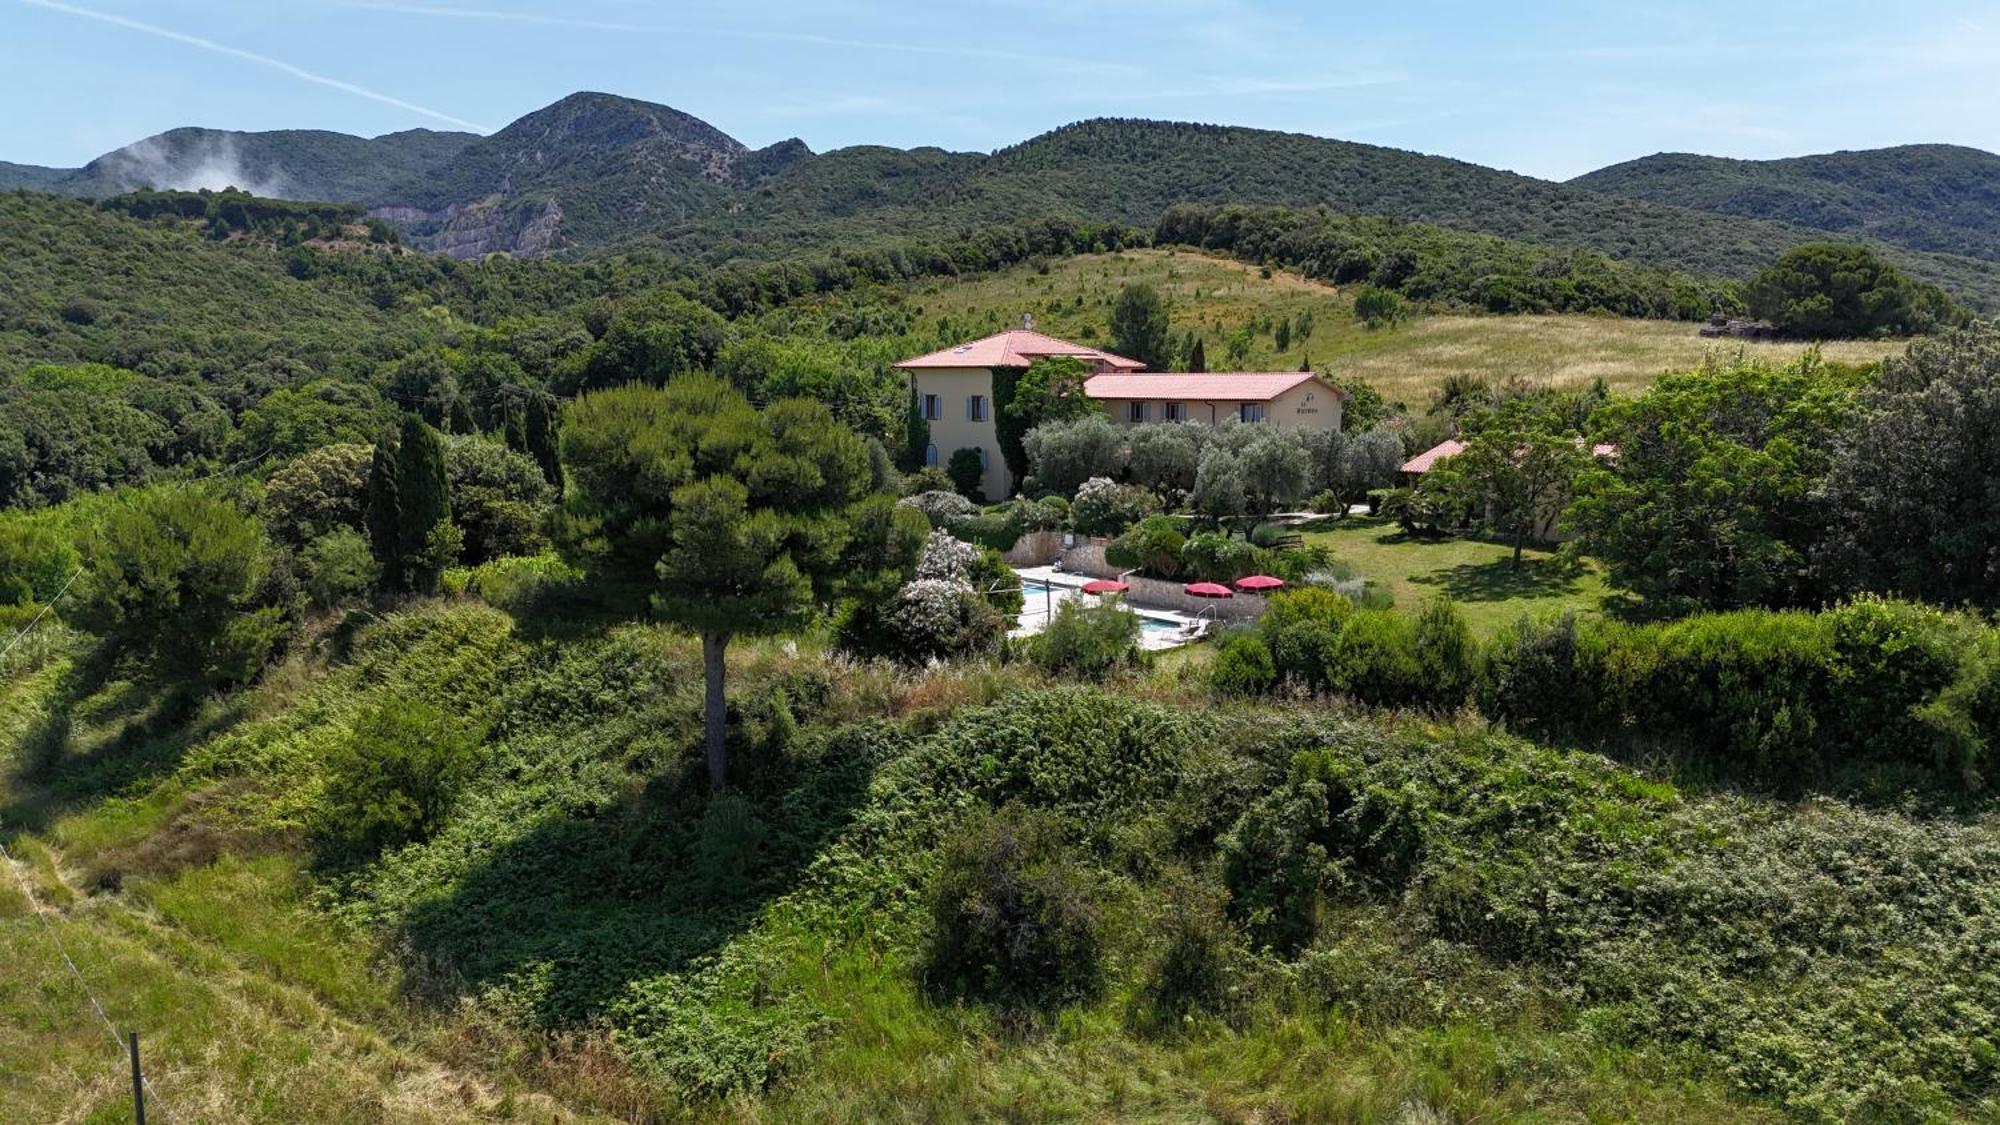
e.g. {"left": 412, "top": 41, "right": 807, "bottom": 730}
{"left": 1133, "top": 877, "right": 1238, "bottom": 1026}
{"left": 70, "top": 486, "right": 280, "bottom": 679}
{"left": 1412, "top": 596, "right": 1478, "bottom": 710}
{"left": 966, "top": 547, "right": 1024, "bottom": 617}
{"left": 1069, "top": 476, "right": 1159, "bottom": 537}
{"left": 922, "top": 805, "right": 1104, "bottom": 1010}
{"left": 1481, "top": 601, "right": 2000, "bottom": 787}
{"left": 1209, "top": 632, "right": 1277, "bottom": 696}
{"left": 945, "top": 447, "right": 985, "bottom": 501}
{"left": 1325, "top": 612, "right": 1424, "bottom": 706}
{"left": 318, "top": 695, "right": 486, "bottom": 859}
{"left": 1027, "top": 597, "right": 1141, "bottom": 679}
{"left": 1105, "top": 515, "right": 1186, "bottom": 578}
{"left": 301, "top": 527, "right": 379, "bottom": 609}
{"left": 1179, "top": 532, "right": 1269, "bottom": 583}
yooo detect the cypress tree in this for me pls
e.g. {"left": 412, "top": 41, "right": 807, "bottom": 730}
{"left": 503, "top": 395, "right": 531, "bottom": 456}
{"left": 364, "top": 435, "right": 402, "bottom": 590}
{"left": 524, "top": 394, "right": 562, "bottom": 488}
{"left": 447, "top": 395, "right": 476, "bottom": 435}
{"left": 1188, "top": 337, "right": 1207, "bottom": 373}
{"left": 900, "top": 386, "right": 928, "bottom": 472}
{"left": 394, "top": 414, "right": 452, "bottom": 593}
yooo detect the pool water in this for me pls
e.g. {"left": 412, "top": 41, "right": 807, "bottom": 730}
{"left": 1138, "top": 615, "right": 1181, "bottom": 633}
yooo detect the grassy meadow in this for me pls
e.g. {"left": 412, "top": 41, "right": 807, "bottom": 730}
{"left": 907, "top": 250, "right": 1908, "bottom": 404}
{"left": 1302, "top": 516, "right": 1615, "bottom": 635}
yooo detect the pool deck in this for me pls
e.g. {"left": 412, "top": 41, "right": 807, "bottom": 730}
{"left": 1012, "top": 565, "right": 1211, "bottom": 650}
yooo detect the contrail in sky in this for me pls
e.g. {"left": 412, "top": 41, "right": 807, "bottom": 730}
{"left": 20, "top": 0, "right": 493, "bottom": 132}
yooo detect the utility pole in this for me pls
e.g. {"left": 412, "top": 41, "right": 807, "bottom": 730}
{"left": 128, "top": 1030, "right": 145, "bottom": 1125}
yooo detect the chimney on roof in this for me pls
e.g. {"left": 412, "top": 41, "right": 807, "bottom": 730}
{"left": 1023, "top": 313, "right": 1034, "bottom": 331}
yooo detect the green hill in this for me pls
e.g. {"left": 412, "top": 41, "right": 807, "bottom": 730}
{"left": 11, "top": 97, "right": 2000, "bottom": 309}
{"left": 0, "top": 192, "right": 417, "bottom": 380}
{"left": 1571, "top": 144, "right": 2000, "bottom": 262}
{"left": 0, "top": 126, "right": 477, "bottom": 203}
{"left": 615, "top": 117, "right": 2000, "bottom": 310}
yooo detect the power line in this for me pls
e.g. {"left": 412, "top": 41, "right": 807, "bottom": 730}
{"left": 0, "top": 833, "right": 177, "bottom": 1121}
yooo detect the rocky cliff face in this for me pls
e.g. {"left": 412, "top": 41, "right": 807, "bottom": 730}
{"left": 369, "top": 198, "right": 565, "bottom": 259}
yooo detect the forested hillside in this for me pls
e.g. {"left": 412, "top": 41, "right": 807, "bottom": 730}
{"left": 1574, "top": 144, "right": 2000, "bottom": 262}
{"left": 9, "top": 95, "right": 2000, "bottom": 309}
{"left": 0, "top": 126, "right": 477, "bottom": 202}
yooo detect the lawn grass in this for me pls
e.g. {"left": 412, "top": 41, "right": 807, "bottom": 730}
{"left": 1302, "top": 516, "right": 1615, "bottom": 635}
{"left": 908, "top": 249, "right": 1908, "bottom": 405}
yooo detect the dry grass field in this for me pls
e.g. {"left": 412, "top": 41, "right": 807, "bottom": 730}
{"left": 908, "top": 250, "right": 1908, "bottom": 406}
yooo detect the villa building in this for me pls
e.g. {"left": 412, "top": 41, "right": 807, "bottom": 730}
{"left": 897, "top": 325, "right": 1345, "bottom": 499}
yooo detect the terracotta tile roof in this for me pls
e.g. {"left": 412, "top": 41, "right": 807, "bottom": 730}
{"left": 894, "top": 329, "right": 1144, "bottom": 371}
{"left": 1400, "top": 439, "right": 1467, "bottom": 474}
{"left": 1082, "top": 371, "right": 1334, "bottom": 401}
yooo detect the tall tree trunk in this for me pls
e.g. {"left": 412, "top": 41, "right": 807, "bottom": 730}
{"left": 702, "top": 631, "right": 729, "bottom": 792}
{"left": 1512, "top": 524, "right": 1526, "bottom": 569}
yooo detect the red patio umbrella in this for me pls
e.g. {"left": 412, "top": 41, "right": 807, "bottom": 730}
{"left": 1235, "top": 575, "right": 1285, "bottom": 593}
{"left": 1081, "top": 579, "right": 1129, "bottom": 595}
{"left": 1183, "top": 581, "right": 1235, "bottom": 599}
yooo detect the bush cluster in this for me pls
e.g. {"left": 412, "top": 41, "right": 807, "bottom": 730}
{"left": 1483, "top": 598, "right": 2000, "bottom": 787}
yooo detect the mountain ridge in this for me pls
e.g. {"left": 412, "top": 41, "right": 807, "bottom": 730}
{"left": 4, "top": 93, "right": 1997, "bottom": 307}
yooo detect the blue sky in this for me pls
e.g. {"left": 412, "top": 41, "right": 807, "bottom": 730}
{"left": 5, "top": 0, "right": 1997, "bottom": 180}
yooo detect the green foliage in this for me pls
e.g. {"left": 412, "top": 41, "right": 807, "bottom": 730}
{"left": 1568, "top": 354, "right": 1863, "bottom": 609}
{"left": 1026, "top": 597, "right": 1141, "bottom": 680}
{"left": 1574, "top": 144, "right": 2000, "bottom": 264}
{"left": 922, "top": 805, "right": 1104, "bottom": 1010}
{"left": 944, "top": 447, "right": 985, "bottom": 501}
{"left": 317, "top": 695, "right": 486, "bottom": 860}
{"left": 1411, "top": 596, "right": 1477, "bottom": 709}
{"left": 262, "top": 443, "right": 371, "bottom": 546}
{"left": 1818, "top": 324, "right": 2000, "bottom": 608}
{"left": 354, "top": 416, "right": 455, "bottom": 598}
{"left": 1023, "top": 414, "right": 1123, "bottom": 498}
{"left": 1104, "top": 515, "right": 1187, "bottom": 578}
{"left": 1423, "top": 393, "right": 1593, "bottom": 566}
{"left": 1481, "top": 600, "right": 2000, "bottom": 787}
{"left": 300, "top": 527, "right": 379, "bottom": 610}
{"left": 1068, "top": 477, "right": 1159, "bottom": 537}
{"left": 0, "top": 364, "right": 224, "bottom": 507}
{"left": 0, "top": 515, "right": 79, "bottom": 605}
{"left": 1109, "top": 283, "right": 1172, "bottom": 368}
{"left": 1208, "top": 631, "right": 1277, "bottom": 697}
{"left": 1157, "top": 202, "right": 1753, "bottom": 321}
{"left": 1005, "top": 355, "right": 1095, "bottom": 430}
{"left": 900, "top": 387, "right": 929, "bottom": 473}
{"left": 1747, "top": 242, "right": 1962, "bottom": 338}
{"left": 1179, "top": 532, "right": 1269, "bottom": 583}
{"left": 558, "top": 291, "right": 728, "bottom": 394}
{"left": 560, "top": 376, "right": 880, "bottom": 787}
{"left": 70, "top": 487, "right": 276, "bottom": 679}
{"left": 1352, "top": 284, "right": 1407, "bottom": 328}
{"left": 441, "top": 434, "right": 553, "bottom": 564}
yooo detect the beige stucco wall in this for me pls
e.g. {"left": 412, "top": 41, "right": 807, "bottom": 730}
{"left": 1094, "top": 379, "right": 1343, "bottom": 434}
{"left": 907, "top": 367, "right": 1009, "bottom": 499}
{"left": 1265, "top": 380, "right": 1343, "bottom": 432}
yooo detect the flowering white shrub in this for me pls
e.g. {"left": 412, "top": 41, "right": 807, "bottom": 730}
{"left": 914, "top": 530, "right": 978, "bottom": 584}
{"left": 888, "top": 578, "right": 994, "bottom": 661}
{"left": 897, "top": 490, "right": 977, "bottom": 528}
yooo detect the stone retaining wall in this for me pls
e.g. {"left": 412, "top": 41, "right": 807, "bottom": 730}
{"left": 1057, "top": 537, "right": 1265, "bottom": 621}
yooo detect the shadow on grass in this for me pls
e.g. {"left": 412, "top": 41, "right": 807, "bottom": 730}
{"left": 3, "top": 643, "right": 247, "bottom": 837}
{"left": 387, "top": 714, "right": 885, "bottom": 1030}
{"left": 1412, "top": 556, "right": 1583, "bottom": 604}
